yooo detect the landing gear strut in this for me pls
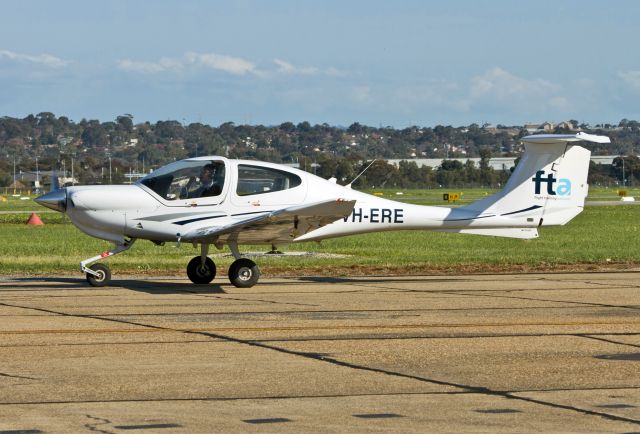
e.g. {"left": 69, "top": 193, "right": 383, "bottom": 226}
{"left": 187, "top": 244, "right": 216, "bottom": 284}
{"left": 184, "top": 241, "right": 261, "bottom": 288}
{"left": 81, "top": 239, "right": 136, "bottom": 287}
{"left": 227, "top": 240, "right": 260, "bottom": 288}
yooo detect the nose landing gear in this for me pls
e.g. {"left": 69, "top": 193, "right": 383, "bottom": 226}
{"left": 81, "top": 239, "right": 136, "bottom": 287}
{"left": 86, "top": 263, "right": 111, "bottom": 287}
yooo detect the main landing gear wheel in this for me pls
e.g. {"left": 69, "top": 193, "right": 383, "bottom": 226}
{"left": 187, "top": 256, "right": 216, "bottom": 284}
{"left": 86, "top": 263, "right": 111, "bottom": 287}
{"left": 228, "top": 258, "right": 260, "bottom": 288}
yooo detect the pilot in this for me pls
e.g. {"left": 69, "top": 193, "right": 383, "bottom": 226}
{"left": 187, "top": 163, "right": 222, "bottom": 198}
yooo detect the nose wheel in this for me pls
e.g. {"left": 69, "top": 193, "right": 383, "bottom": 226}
{"left": 81, "top": 239, "right": 136, "bottom": 287}
{"left": 228, "top": 258, "right": 260, "bottom": 288}
{"left": 187, "top": 256, "right": 216, "bottom": 284}
{"left": 86, "top": 263, "right": 111, "bottom": 287}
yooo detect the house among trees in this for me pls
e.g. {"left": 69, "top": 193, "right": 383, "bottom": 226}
{"left": 555, "top": 121, "right": 578, "bottom": 130}
{"left": 525, "top": 122, "right": 555, "bottom": 133}
{"left": 525, "top": 121, "right": 578, "bottom": 133}
{"left": 7, "top": 180, "right": 26, "bottom": 191}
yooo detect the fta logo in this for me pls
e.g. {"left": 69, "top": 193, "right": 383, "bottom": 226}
{"left": 531, "top": 170, "right": 571, "bottom": 196}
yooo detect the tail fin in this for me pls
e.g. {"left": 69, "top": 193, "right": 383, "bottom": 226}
{"left": 463, "top": 132, "right": 610, "bottom": 227}
{"left": 50, "top": 170, "right": 60, "bottom": 192}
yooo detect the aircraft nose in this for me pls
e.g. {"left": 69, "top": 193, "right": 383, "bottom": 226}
{"left": 35, "top": 189, "right": 67, "bottom": 213}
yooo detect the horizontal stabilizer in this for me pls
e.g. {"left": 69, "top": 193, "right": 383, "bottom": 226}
{"left": 521, "top": 132, "right": 611, "bottom": 145}
{"left": 435, "top": 228, "right": 539, "bottom": 239}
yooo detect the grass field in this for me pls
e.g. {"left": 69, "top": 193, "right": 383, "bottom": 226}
{"left": 2, "top": 186, "right": 639, "bottom": 210}
{"left": 0, "top": 189, "right": 638, "bottom": 276}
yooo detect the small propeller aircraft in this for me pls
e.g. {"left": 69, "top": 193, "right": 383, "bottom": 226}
{"left": 36, "top": 132, "right": 609, "bottom": 288}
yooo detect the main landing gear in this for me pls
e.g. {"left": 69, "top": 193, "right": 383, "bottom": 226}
{"left": 186, "top": 243, "right": 216, "bottom": 284}
{"left": 186, "top": 241, "right": 260, "bottom": 288}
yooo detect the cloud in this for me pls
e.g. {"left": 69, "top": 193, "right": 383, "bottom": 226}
{"left": 470, "top": 67, "right": 559, "bottom": 100}
{"left": 0, "top": 49, "right": 67, "bottom": 67}
{"left": 117, "top": 52, "right": 257, "bottom": 76}
{"left": 381, "top": 68, "right": 576, "bottom": 122}
{"left": 273, "top": 59, "right": 348, "bottom": 77}
{"left": 117, "top": 58, "right": 182, "bottom": 74}
{"left": 273, "top": 59, "right": 319, "bottom": 75}
{"left": 461, "top": 67, "right": 574, "bottom": 114}
{"left": 186, "top": 52, "right": 256, "bottom": 75}
{"left": 116, "top": 53, "right": 346, "bottom": 80}
{"left": 325, "top": 67, "right": 347, "bottom": 77}
{"left": 619, "top": 70, "right": 640, "bottom": 91}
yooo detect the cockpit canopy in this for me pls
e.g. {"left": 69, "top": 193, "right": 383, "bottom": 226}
{"left": 138, "top": 159, "right": 303, "bottom": 202}
{"left": 138, "top": 160, "right": 225, "bottom": 200}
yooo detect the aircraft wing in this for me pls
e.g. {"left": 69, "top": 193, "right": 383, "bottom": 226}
{"left": 181, "top": 199, "right": 356, "bottom": 244}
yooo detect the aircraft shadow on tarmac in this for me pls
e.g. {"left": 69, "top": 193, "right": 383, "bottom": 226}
{"left": 114, "top": 279, "right": 228, "bottom": 295}
{"left": 9, "top": 275, "right": 480, "bottom": 293}
{"left": 296, "top": 275, "right": 475, "bottom": 284}
{"left": 10, "top": 277, "right": 227, "bottom": 295}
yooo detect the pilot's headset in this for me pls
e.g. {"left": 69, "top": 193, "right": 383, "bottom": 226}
{"left": 201, "top": 163, "right": 216, "bottom": 179}
{"left": 210, "top": 163, "right": 224, "bottom": 183}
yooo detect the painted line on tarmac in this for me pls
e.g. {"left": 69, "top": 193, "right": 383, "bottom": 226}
{"left": 2, "top": 319, "right": 640, "bottom": 336}
{"left": 2, "top": 299, "right": 640, "bottom": 426}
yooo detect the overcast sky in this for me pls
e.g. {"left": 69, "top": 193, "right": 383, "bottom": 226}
{"left": 1, "top": 0, "right": 639, "bottom": 127}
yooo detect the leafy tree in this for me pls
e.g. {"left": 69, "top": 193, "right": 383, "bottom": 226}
{"left": 81, "top": 122, "right": 108, "bottom": 147}
{"left": 279, "top": 122, "right": 295, "bottom": 134}
{"left": 116, "top": 114, "right": 134, "bottom": 133}
{"left": 611, "top": 155, "right": 640, "bottom": 185}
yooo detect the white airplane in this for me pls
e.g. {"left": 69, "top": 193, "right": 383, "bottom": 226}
{"left": 36, "top": 132, "right": 609, "bottom": 288}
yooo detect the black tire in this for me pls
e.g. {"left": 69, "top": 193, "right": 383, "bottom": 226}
{"left": 187, "top": 256, "right": 216, "bottom": 284}
{"left": 86, "top": 263, "right": 111, "bottom": 287}
{"left": 228, "top": 258, "right": 260, "bottom": 288}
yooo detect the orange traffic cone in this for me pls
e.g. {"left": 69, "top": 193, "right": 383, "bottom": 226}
{"left": 26, "top": 212, "right": 44, "bottom": 225}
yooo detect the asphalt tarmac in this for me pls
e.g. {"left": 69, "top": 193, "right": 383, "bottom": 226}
{"left": 0, "top": 272, "right": 639, "bottom": 433}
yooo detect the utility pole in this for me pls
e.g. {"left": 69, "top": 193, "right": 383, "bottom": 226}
{"left": 71, "top": 157, "right": 74, "bottom": 186}
{"left": 35, "top": 156, "right": 39, "bottom": 193}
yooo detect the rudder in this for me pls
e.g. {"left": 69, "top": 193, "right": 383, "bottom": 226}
{"left": 463, "top": 133, "right": 609, "bottom": 227}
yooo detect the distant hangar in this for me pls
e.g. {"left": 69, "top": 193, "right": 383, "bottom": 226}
{"left": 386, "top": 155, "right": 620, "bottom": 171}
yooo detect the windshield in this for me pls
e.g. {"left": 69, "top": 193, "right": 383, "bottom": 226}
{"left": 138, "top": 160, "right": 226, "bottom": 200}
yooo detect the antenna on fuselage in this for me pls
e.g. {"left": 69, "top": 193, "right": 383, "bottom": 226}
{"left": 346, "top": 159, "right": 376, "bottom": 189}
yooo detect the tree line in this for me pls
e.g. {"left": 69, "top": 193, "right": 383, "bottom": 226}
{"left": 1, "top": 112, "right": 639, "bottom": 188}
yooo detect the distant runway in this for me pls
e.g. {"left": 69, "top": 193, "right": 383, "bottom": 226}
{"left": 0, "top": 272, "right": 639, "bottom": 432}
{"left": 586, "top": 200, "right": 639, "bottom": 206}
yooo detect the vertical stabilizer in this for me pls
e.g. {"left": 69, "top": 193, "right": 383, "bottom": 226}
{"left": 463, "top": 133, "right": 610, "bottom": 226}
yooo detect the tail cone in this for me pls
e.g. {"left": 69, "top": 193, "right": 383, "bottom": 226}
{"left": 26, "top": 213, "right": 44, "bottom": 225}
